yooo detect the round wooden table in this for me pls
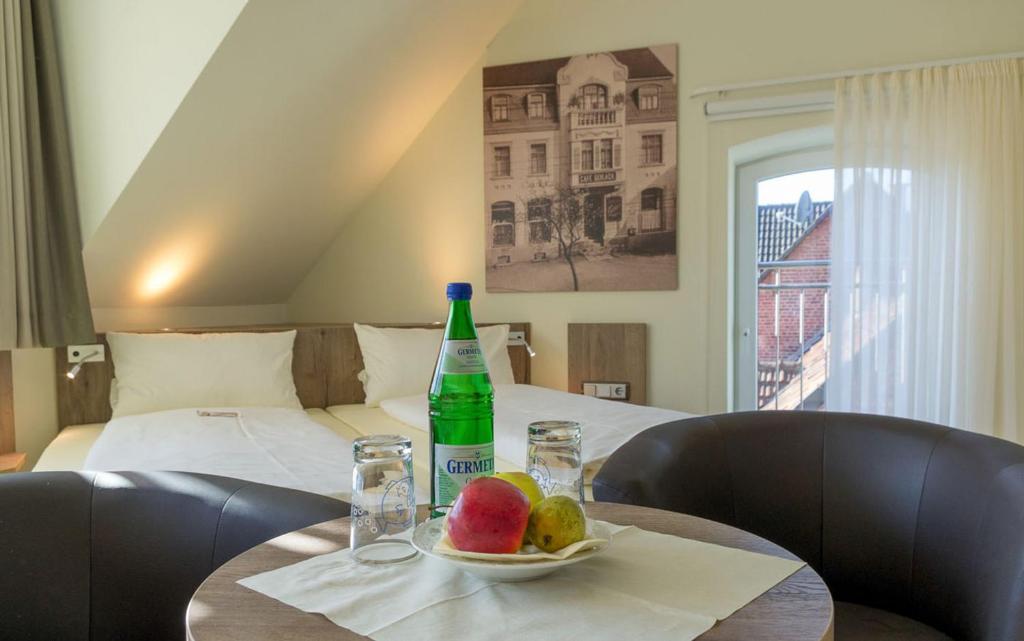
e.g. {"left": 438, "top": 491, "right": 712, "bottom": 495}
{"left": 187, "top": 502, "right": 833, "bottom": 641}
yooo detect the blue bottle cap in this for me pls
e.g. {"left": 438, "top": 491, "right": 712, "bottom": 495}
{"left": 446, "top": 282, "right": 473, "bottom": 301}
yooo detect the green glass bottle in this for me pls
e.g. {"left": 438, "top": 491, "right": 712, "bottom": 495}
{"left": 428, "top": 282, "right": 495, "bottom": 517}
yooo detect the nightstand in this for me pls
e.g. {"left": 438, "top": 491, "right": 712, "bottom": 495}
{"left": 0, "top": 452, "right": 27, "bottom": 473}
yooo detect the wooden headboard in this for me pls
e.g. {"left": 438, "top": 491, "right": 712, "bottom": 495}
{"left": 55, "top": 322, "right": 531, "bottom": 429}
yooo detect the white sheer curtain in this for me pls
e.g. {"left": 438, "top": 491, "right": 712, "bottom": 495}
{"left": 830, "top": 60, "right": 1024, "bottom": 442}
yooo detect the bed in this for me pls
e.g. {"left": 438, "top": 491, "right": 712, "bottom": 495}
{"left": 38, "top": 322, "right": 692, "bottom": 502}
{"left": 39, "top": 323, "right": 531, "bottom": 502}
{"left": 34, "top": 405, "right": 523, "bottom": 501}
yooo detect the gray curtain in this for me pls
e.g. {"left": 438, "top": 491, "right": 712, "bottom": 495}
{"left": 1, "top": 0, "right": 93, "bottom": 349}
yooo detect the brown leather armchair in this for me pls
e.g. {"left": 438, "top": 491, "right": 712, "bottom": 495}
{"left": 0, "top": 471, "right": 349, "bottom": 641}
{"left": 593, "top": 411, "right": 1024, "bottom": 641}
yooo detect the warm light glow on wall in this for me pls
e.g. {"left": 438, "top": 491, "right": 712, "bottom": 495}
{"left": 140, "top": 262, "right": 182, "bottom": 297}
{"left": 135, "top": 244, "right": 201, "bottom": 302}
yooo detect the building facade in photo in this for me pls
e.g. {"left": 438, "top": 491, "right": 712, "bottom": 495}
{"left": 483, "top": 46, "right": 677, "bottom": 291}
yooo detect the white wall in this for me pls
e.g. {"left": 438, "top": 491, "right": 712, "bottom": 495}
{"left": 12, "top": 350, "right": 57, "bottom": 470}
{"left": 289, "top": 0, "right": 1024, "bottom": 412}
{"left": 90, "top": 304, "right": 287, "bottom": 332}
{"left": 51, "top": 0, "right": 248, "bottom": 241}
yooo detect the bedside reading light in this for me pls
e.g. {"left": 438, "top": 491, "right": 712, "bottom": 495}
{"left": 66, "top": 349, "right": 100, "bottom": 380}
{"left": 507, "top": 331, "right": 536, "bottom": 358}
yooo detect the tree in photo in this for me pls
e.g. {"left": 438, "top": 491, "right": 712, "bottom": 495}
{"left": 522, "top": 185, "right": 585, "bottom": 291}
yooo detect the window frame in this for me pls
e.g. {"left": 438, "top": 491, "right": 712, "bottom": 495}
{"left": 492, "top": 144, "right": 512, "bottom": 178}
{"left": 581, "top": 140, "right": 595, "bottom": 171}
{"left": 580, "top": 84, "right": 608, "bottom": 111}
{"left": 491, "top": 95, "right": 511, "bottom": 122}
{"left": 527, "top": 92, "right": 546, "bottom": 119}
{"left": 527, "top": 198, "right": 552, "bottom": 243}
{"left": 640, "top": 133, "right": 664, "bottom": 166}
{"left": 638, "top": 85, "right": 661, "bottom": 111}
{"left": 598, "top": 139, "right": 613, "bottom": 170}
{"left": 732, "top": 143, "right": 833, "bottom": 411}
{"left": 529, "top": 142, "right": 548, "bottom": 175}
{"left": 491, "top": 201, "right": 516, "bottom": 247}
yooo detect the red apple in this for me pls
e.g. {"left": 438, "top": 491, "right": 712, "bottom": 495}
{"left": 446, "top": 477, "right": 531, "bottom": 554}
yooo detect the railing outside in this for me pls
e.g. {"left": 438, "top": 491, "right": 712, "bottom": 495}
{"left": 756, "top": 259, "right": 830, "bottom": 411}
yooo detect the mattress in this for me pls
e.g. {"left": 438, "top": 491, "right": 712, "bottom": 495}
{"left": 33, "top": 408, "right": 354, "bottom": 473}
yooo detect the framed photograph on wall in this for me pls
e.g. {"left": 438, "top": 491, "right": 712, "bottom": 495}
{"left": 483, "top": 45, "right": 678, "bottom": 292}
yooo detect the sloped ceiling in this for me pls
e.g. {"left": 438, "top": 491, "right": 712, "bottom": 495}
{"left": 53, "top": 0, "right": 249, "bottom": 241}
{"left": 82, "top": 0, "right": 523, "bottom": 307}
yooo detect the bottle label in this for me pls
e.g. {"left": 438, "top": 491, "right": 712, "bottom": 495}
{"left": 433, "top": 442, "right": 495, "bottom": 507}
{"left": 439, "top": 339, "right": 488, "bottom": 375}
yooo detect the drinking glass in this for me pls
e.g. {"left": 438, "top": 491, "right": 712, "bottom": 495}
{"left": 527, "top": 421, "right": 584, "bottom": 505}
{"left": 350, "top": 434, "right": 418, "bottom": 564}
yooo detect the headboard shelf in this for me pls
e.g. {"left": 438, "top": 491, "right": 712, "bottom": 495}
{"left": 56, "top": 322, "right": 531, "bottom": 429}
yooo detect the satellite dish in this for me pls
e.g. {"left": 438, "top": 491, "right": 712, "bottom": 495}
{"left": 796, "top": 191, "right": 813, "bottom": 225}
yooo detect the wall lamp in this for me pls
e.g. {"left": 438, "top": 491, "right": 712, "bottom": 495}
{"left": 507, "top": 331, "right": 536, "bottom": 358}
{"left": 66, "top": 350, "right": 100, "bottom": 380}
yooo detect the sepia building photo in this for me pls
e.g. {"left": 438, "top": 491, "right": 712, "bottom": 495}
{"left": 484, "top": 45, "right": 678, "bottom": 292}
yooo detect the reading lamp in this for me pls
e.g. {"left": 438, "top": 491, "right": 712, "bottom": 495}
{"left": 66, "top": 350, "right": 100, "bottom": 380}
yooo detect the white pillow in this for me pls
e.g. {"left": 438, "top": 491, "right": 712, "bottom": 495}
{"left": 106, "top": 331, "right": 303, "bottom": 417}
{"left": 354, "top": 324, "right": 515, "bottom": 406}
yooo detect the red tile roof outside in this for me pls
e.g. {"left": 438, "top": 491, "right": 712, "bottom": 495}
{"left": 757, "top": 201, "right": 832, "bottom": 264}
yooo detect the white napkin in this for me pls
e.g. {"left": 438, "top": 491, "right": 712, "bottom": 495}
{"left": 238, "top": 523, "right": 805, "bottom": 641}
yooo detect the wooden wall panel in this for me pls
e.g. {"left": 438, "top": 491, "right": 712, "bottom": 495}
{"left": 323, "top": 325, "right": 366, "bottom": 407}
{"left": 0, "top": 351, "right": 14, "bottom": 454}
{"left": 56, "top": 322, "right": 531, "bottom": 428}
{"left": 56, "top": 339, "right": 115, "bottom": 431}
{"left": 567, "top": 323, "right": 647, "bottom": 405}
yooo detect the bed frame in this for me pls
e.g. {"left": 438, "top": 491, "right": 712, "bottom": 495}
{"left": 55, "top": 322, "right": 531, "bottom": 429}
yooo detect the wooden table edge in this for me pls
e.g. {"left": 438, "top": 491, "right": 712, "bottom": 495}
{"left": 187, "top": 502, "right": 834, "bottom": 641}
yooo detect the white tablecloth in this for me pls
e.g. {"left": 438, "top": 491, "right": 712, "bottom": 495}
{"left": 238, "top": 523, "right": 805, "bottom": 641}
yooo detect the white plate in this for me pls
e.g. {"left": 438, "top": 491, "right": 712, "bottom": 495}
{"left": 411, "top": 518, "right": 612, "bottom": 582}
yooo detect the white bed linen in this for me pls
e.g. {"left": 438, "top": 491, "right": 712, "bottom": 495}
{"left": 379, "top": 384, "right": 693, "bottom": 469}
{"left": 83, "top": 407, "right": 357, "bottom": 500}
{"left": 32, "top": 409, "right": 351, "bottom": 473}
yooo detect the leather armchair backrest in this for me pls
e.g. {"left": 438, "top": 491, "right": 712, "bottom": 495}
{"left": 0, "top": 471, "right": 349, "bottom": 641}
{"left": 593, "top": 411, "right": 1024, "bottom": 641}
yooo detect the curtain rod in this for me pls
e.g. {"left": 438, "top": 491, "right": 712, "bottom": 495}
{"left": 690, "top": 50, "right": 1024, "bottom": 98}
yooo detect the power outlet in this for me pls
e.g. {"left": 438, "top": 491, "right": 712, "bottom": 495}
{"left": 582, "top": 381, "right": 629, "bottom": 400}
{"left": 607, "top": 383, "right": 628, "bottom": 400}
{"left": 67, "top": 344, "right": 105, "bottom": 363}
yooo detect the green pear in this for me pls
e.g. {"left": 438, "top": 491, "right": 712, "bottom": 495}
{"left": 527, "top": 496, "right": 586, "bottom": 553}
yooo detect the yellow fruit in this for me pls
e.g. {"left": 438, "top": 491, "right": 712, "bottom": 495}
{"left": 493, "top": 472, "right": 544, "bottom": 508}
{"left": 527, "top": 496, "right": 586, "bottom": 553}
